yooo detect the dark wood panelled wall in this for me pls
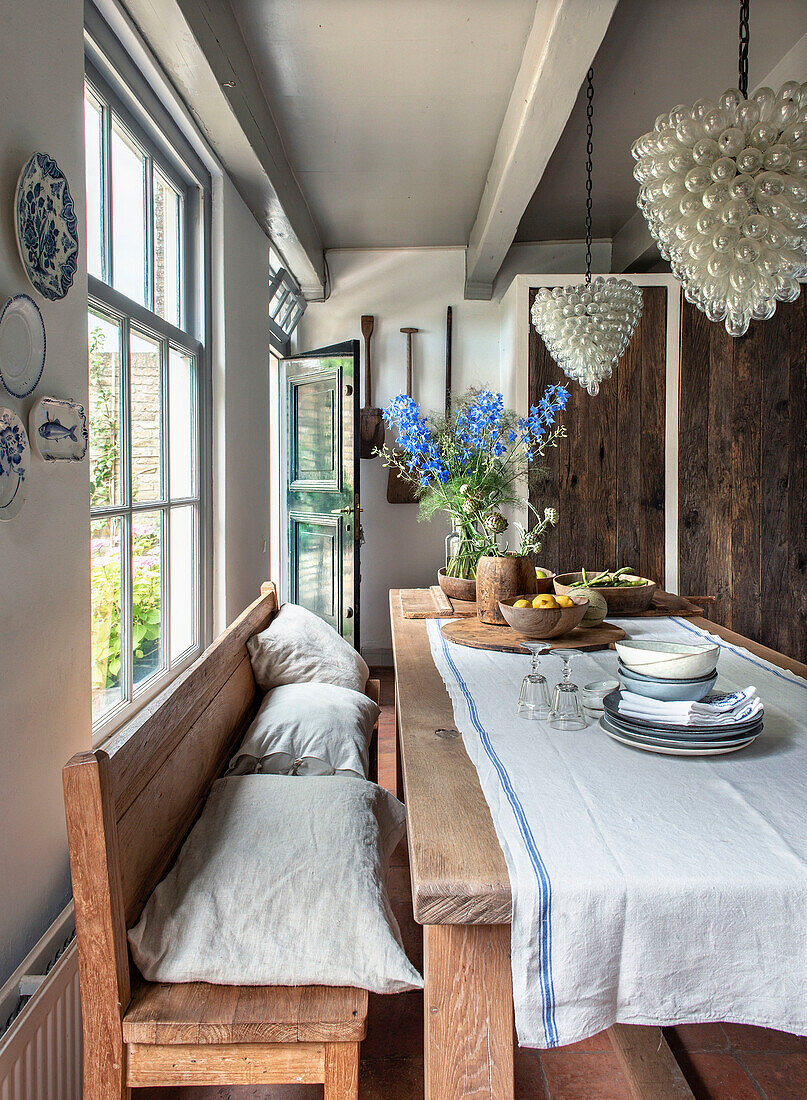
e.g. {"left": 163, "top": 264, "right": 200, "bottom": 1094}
{"left": 679, "top": 291, "right": 807, "bottom": 661}
{"left": 528, "top": 283, "right": 807, "bottom": 662}
{"left": 528, "top": 286, "right": 667, "bottom": 585}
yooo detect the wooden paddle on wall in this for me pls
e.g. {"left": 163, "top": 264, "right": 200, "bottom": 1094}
{"left": 359, "top": 314, "right": 385, "bottom": 458}
{"left": 387, "top": 327, "right": 420, "bottom": 504}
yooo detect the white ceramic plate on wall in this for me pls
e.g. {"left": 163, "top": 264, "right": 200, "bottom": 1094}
{"left": 0, "top": 294, "right": 46, "bottom": 398}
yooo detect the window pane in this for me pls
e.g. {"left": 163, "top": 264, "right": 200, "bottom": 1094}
{"left": 88, "top": 309, "right": 123, "bottom": 508}
{"left": 111, "top": 119, "right": 147, "bottom": 306}
{"left": 170, "top": 505, "right": 196, "bottom": 660}
{"left": 84, "top": 89, "right": 104, "bottom": 279}
{"left": 168, "top": 348, "right": 195, "bottom": 498}
{"left": 91, "top": 516, "right": 124, "bottom": 721}
{"left": 130, "top": 329, "right": 162, "bottom": 502}
{"left": 133, "top": 511, "right": 163, "bottom": 686}
{"left": 154, "top": 170, "right": 182, "bottom": 327}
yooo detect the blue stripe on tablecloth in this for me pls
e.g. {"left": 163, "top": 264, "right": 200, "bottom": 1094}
{"left": 672, "top": 617, "right": 807, "bottom": 690}
{"left": 438, "top": 630, "right": 559, "bottom": 1047}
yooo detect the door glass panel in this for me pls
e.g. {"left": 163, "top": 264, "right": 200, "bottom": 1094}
{"left": 84, "top": 90, "right": 104, "bottom": 279}
{"left": 133, "top": 510, "right": 163, "bottom": 686}
{"left": 168, "top": 348, "right": 195, "bottom": 498}
{"left": 293, "top": 518, "right": 337, "bottom": 623}
{"left": 130, "top": 329, "right": 162, "bottom": 502}
{"left": 154, "top": 170, "right": 182, "bottom": 327}
{"left": 293, "top": 377, "right": 337, "bottom": 483}
{"left": 88, "top": 309, "right": 123, "bottom": 508}
{"left": 170, "top": 505, "right": 196, "bottom": 660}
{"left": 91, "top": 515, "right": 124, "bottom": 721}
{"left": 111, "top": 119, "right": 147, "bottom": 306}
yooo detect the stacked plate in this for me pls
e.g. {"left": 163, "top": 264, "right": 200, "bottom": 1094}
{"left": 601, "top": 690, "right": 763, "bottom": 756}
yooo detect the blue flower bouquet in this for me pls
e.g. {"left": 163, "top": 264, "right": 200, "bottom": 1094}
{"left": 379, "top": 385, "right": 569, "bottom": 579}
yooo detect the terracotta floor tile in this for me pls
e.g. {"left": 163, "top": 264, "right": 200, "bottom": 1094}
{"left": 673, "top": 1051, "right": 761, "bottom": 1100}
{"left": 665, "top": 1023, "right": 730, "bottom": 1054}
{"left": 515, "top": 1045, "right": 549, "bottom": 1097}
{"left": 359, "top": 1054, "right": 423, "bottom": 1098}
{"left": 739, "top": 1052, "right": 807, "bottom": 1098}
{"left": 723, "top": 1023, "right": 807, "bottom": 1053}
{"left": 540, "top": 1051, "right": 633, "bottom": 1099}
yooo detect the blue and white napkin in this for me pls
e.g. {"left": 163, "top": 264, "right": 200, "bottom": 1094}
{"left": 617, "top": 687, "right": 763, "bottom": 726}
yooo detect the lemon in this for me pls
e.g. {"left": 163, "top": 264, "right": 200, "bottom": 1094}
{"left": 532, "top": 594, "right": 558, "bottom": 609}
{"left": 513, "top": 599, "right": 531, "bottom": 608}
{"left": 535, "top": 568, "right": 549, "bottom": 579}
{"left": 555, "top": 594, "right": 575, "bottom": 608}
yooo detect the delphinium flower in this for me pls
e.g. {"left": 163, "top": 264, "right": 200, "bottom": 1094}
{"left": 378, "top": 384, "right": 569, "bottom": 578}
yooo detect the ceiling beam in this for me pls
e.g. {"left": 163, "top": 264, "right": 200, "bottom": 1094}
{"left": 611, "top": 212, "right": 658, "bottom": 274}
{"left": 120, "top": 0, "right": 325, "bottom": 297}
{"left": 464, "top": 0, "right": 619, "bottom": 300}
{"left": 612, "top": 31, "right": 807, "bottom": 274}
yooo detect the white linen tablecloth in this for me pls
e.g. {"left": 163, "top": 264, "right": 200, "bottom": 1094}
{"left": 427, "top": 615, "right": 807, "bottom": 1048}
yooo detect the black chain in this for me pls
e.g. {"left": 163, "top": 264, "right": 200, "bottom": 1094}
{"left": 739, "top": 0, "right": 750, "bottom": 98}
{"left": 584, "top": 68, "right": 594, "bottom": 283}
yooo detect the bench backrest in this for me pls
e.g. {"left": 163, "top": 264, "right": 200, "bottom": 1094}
{"left": 63, "top": 583, "right": 278, "bottom": 1084}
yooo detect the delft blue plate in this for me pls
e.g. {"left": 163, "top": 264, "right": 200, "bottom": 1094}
{"left": 0, "top": 407, "right": 30, "bottom": 520}
{"left": 0, "top": 294, "right": 46, "bottom": 398}
{"left": 15, "top": 152, "right": 79, "bottom": 301}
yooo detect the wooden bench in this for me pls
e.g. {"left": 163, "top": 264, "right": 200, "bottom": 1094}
{"left": 64, "top": 582, "right": 377, "bottom": 1098}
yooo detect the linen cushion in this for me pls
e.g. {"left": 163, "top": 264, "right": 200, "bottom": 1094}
{"left": 227, "top": 682, "right": 379, "bottom": 778}
{"left": 127, "top": 775, "right": 422, "bottom": 993}
{"left": 247, "top": 603, "right": 369, "bottom": 693}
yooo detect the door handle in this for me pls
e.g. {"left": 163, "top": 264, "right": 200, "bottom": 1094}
{"left": 332, "top": 506, "right": 353, "bottom": 514}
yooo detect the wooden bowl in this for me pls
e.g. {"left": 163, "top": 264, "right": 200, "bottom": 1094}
{"left": 498, "top": 594, "right": 589, "bottom": 639}
{"left": 553, "top": 572, "right": 657, "bottom": 615}
{"left": 437, "top": 568, "right": 476, "bottom": 603}
{"left": 533, "top": 568, "right": 556, "bottom": 595}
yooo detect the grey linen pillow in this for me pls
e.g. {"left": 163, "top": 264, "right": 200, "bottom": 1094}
{"left": 226, "top": 683, "right": 379, "bottom": 778}
{"left": 127, "top": 775, "right": 422, "bottom": 994}
{"left": 247, "top": 604, "right": 370, "bottom": 693}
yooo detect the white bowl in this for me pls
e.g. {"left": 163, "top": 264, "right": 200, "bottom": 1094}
{"left": 614, "top": 639, "right": 719, "bottom": 680}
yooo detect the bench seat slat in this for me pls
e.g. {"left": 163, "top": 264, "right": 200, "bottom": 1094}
{"left": 123, "top": 981, "right": 368, "bottom": 1045}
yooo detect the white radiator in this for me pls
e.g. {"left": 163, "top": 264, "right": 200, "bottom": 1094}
{"left": 0, "top": 905, "right": 81, "bottom": 1100}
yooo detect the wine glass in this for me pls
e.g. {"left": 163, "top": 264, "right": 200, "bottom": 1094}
{"left": 548, "top": 649, "right": 587, "bottom": 731}
{"left": 517, "top": 642, "right": 552, "bottom": 720}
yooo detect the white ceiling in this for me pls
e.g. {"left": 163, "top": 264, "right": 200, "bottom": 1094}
{"left": 228, "top": 0, "right": 806, "bottom": 257}
{"left": 230, "top": 0, "right": 537, "bottom": 248}
{"left": 516, "top": 0, "right": 807, "bottom": 241}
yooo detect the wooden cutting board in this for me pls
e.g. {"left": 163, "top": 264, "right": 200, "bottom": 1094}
{"left": 400, "top": 588, "right": 477, "bottom": 619}
{"left": 440, "top": 618, "right": 627, "bottom": 654}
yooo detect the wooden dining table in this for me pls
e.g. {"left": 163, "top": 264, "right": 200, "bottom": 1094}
{"left": 389, "top": 589, "right": 807, "bottom": 1100}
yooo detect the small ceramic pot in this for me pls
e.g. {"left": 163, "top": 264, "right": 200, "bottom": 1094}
{"left": 437, "top": 568, "right": 476, "bottom": 603}
{"left": 475, "top": 555, "right": 538, "bottom": 625}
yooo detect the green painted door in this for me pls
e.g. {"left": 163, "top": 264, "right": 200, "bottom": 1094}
{"left": 280, "top": 341, "right": 361, "bottom": 649}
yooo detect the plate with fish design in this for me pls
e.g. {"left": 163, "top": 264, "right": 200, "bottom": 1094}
{"left": 0, "top": 407, "right": 30, "bottom": 520}
{"left": 28, "top": 396, "right": 88, "bottom": 461}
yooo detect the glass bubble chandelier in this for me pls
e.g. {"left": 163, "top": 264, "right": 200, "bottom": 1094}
{"left": 531, "top": 69, "right": 644, "bottom": 395}
{"left": 632, "top": 0, "right": 807, "bottom": 337}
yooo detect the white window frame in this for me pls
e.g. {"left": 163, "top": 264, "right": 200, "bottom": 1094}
{"left": 86, "top": 9, "right": 213, "bottom": 743}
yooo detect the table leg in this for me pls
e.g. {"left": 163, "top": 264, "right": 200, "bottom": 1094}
{"left": 424, "top": 923, "right": 514, "bottom": 1100}
{"left": 608, "top": 1024, "right": 695, "bottom": 1100}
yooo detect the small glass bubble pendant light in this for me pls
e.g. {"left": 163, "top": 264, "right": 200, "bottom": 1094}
{"left": 632, "top": 0, "right": 807, "bottom": 337}
{"left": 531, "top": 69, "right": 644, "bottom": 396}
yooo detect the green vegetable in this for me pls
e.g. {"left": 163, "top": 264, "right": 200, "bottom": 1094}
{"left": 570, "top": 566, "right": 649, "bottom": 589}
